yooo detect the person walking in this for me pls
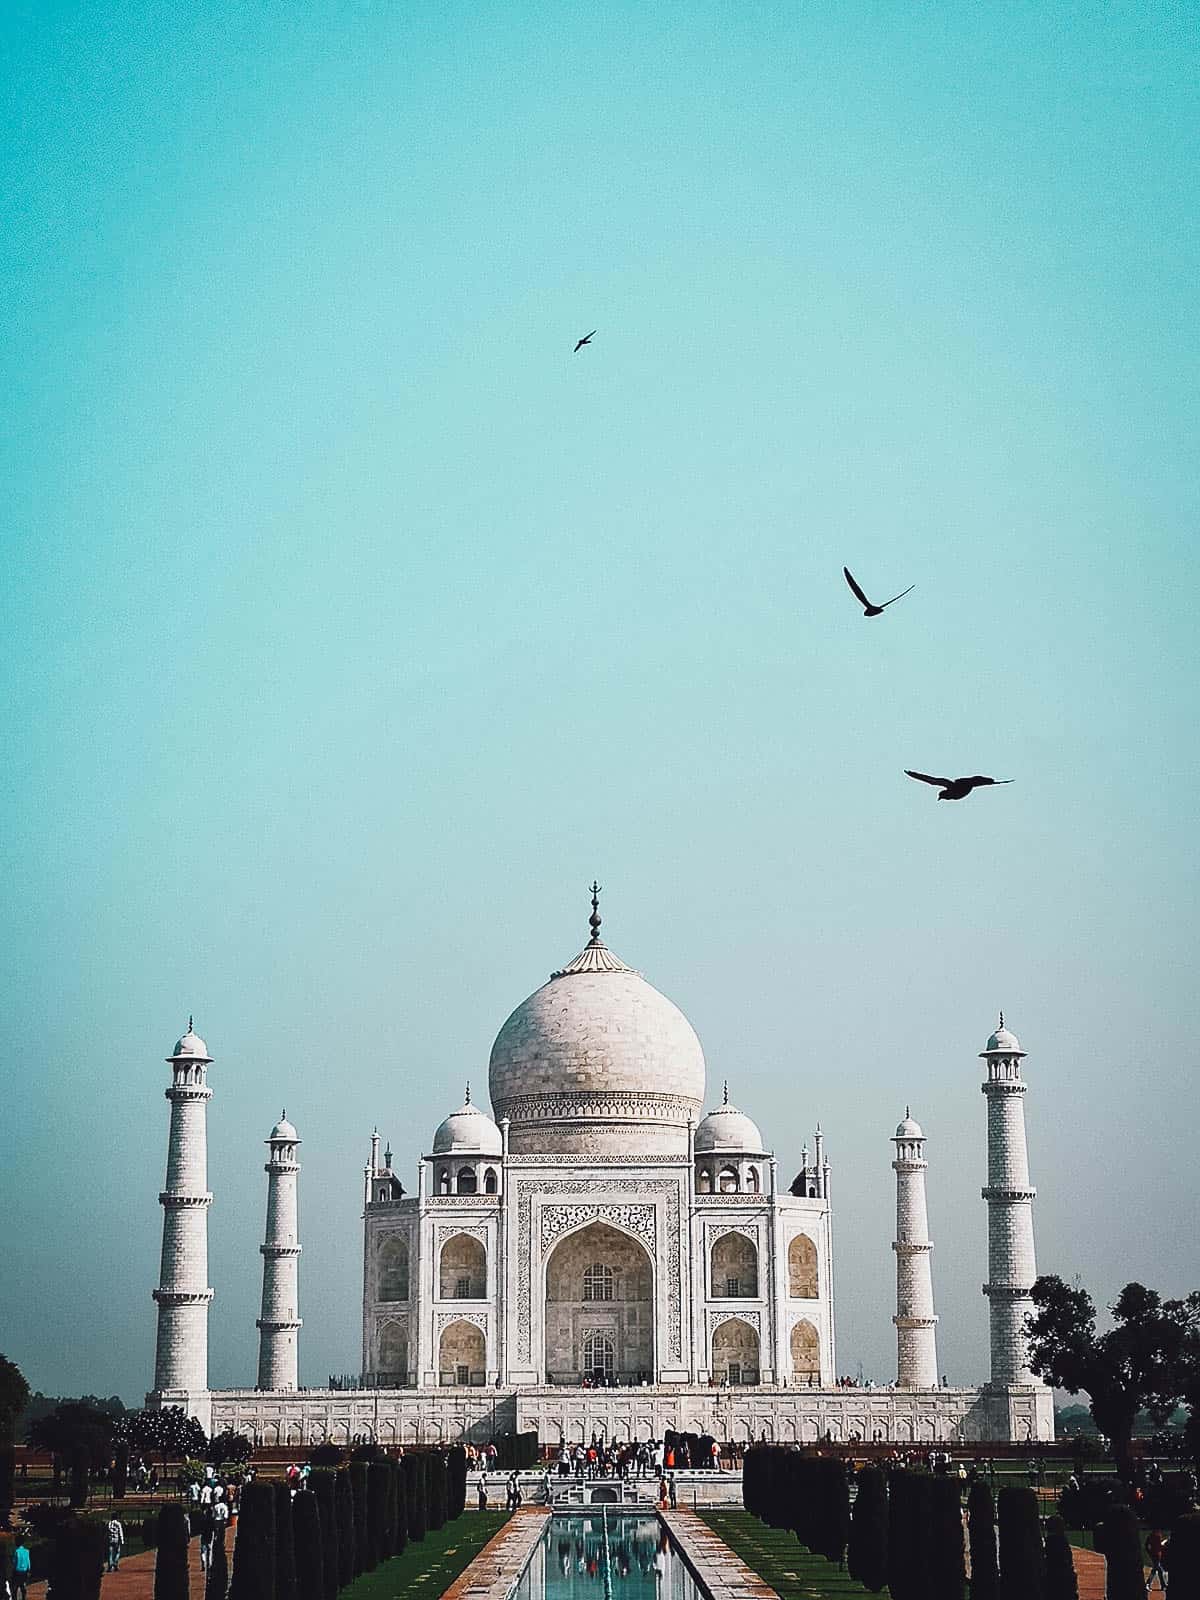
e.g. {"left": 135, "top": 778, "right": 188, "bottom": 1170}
{"left": 106, "top": 1515, "right": 126, "bottom": 1573}
{"left": 477, "top": 1476, "right": 489, "bottom": 1510}
{"left": 668, "top": 1472, "right": 677, "bottom": 1509}
{"left": 1146, "top": 1528, "right": 1168, "bottom": 1593}
{"left": 10, "top": 1537, "right": 31, "bottom": 1599}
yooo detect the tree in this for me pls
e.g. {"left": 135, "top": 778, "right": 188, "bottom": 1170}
{"left": 926, "top": 1474, "right": 965, "bottom": 1600}
{"left": 1027, "top": 1277, "right": 1191, "bottom": 1479}
{"left": 403, "top": 1452, "right": 427, "bottom": 1543}
{"left": 273, "top": 1482, "right": 297, "bottom": 1600}
{"left": 292, "top": 1491, "right": 322, "bottom": 1600}
{"left": 207, "top": 1432, "right": 252, "bottom": 1471}
{"left": 310, "top": 1469, "right": 339, "bottom": 1600}
{"left": 967, "top": 1481, "right": 999, "bottom": 1600}
{"left": 0, "top": 1357, "right": 29, "bottom": 1447}
{"left": 349, "top": 1460, "right": 370, "bottom": 1575}
{"left": 847, "top": 1466, "right": 888, "bottom": 1593}
{"left": 335, "top": 1465, "right": 356, "bottom": 1586}
{"left": 154, "top": 1504, "right": 191, "bottom": 1600}
{"left": 229, "top": 1481, "right": 275, "bottom": 1600}
{"left": 1042, "top": 1515, "right": 1078, "bottom": 1600}
{"left": 447, "top": 1447, "right": 468, "bottom": 1521}
{"left": 204, "top": 1526, "right": 229, "bottom": 1600}
{"left": 997, "top": 1487, "right": 1045, "bottom": 1600}
{"left": 1094, "top": 1505, "right": 1142, "bottom": 1600}
{"left": 1167, "top": 1513, "right": 1200, "bottom": 1597}
{"left": 118, "top": 1408, "right": 208, "bottom": 1467}
{"left": 367, "top": 1461, "right": 388, "bottom": 1569}
{"left": 27, "top": 1402, "right": 117, "bottom": 1508}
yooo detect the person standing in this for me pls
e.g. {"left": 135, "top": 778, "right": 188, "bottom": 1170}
{"left": 668, "top": 1473, "right": 677, "bottom": 1509}
{"left": 106, "top": 1515, "right": 126, "bottom": 1573}
{"left": 477, "top": 1477, "right": 489, "bottom": 1510}
{"left": 1146, "top": 1529, "right": 1168, "bottom": 1593}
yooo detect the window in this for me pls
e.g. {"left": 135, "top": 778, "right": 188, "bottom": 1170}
{"left": 456, "top": 1167, "right": 477, "bottom": 1194}
{"left": 583, "top": 1333, "right": 615, "bottom": 1381}
{"left": 582, "top": 1263, "right": 614, "bottom": 1302}
{"left": 455, "top": 1275, "right": 472, "bottom": 1299}
{"left": 727, "top": 1361, "right": 742, "bottom": 1385}
{"left": 726, "top": 1277, "right": 741, "bottom": 1298}
{"left": 484, "top": 1168, "right": 498, "bottom": 1194}
{"left": 438, "top": 1169, "right": 451, "bottom": 1195}
{"left": 455, "top": 1364, "right": 469, "bottom": 1386}
{"left": 788, "top": 1234, "right": 819, "bottom": 1298}
{"left": 718, "top": 1166, "right": 739, "bottom": 1194}
{"left": 378, "top": 1237, "right": 409, "bottom": 1302}
{"left": 698, "top": 1168, "right": 713, "bottom": 1194}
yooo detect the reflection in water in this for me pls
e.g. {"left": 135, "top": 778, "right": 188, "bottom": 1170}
{"left": 513, "top": 1514, "right": 702, "bottom": 1600}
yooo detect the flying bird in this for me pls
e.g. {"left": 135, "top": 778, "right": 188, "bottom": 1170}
{"left": 904, "top": 771, "right": 1015, "bottom": 801}
{"left": 573, "top": 330, "right": 596, "bottom": 353}
{"left": 843, "top": 566, "right": 914, "bottom": 617}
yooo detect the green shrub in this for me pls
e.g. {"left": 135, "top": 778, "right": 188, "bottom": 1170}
{"left": 997, "top": 1486, "right": 1045, "bottom": 1600}
{"left": 1043, "top": 1515, "right": 1078, "bottom": 1600}
{"left": 427, "top": 1451, "right": 448, "bottom": 1532}
{"left": 229, "top": 1480, "right": 276, "bottom": 1600}
{"left": 153, "top": 1504, "right": 191, "bottom": 1600}
{"left": 1095, "top": 1505, "right": 1143, "bottom": 1600}
{"left": 927, "top": 1473, "right": 965, "bottom": 1600}
{"left": 291, "top": 1491, "right": 322, "bottom": 1600}
{"left": 335, "top": 1465, "right": 355, "bottom": 1585}
{"left": 848, "top": 1465, "right": 888, "bottom": 1592}
{"left": 349, "top": 1461, "right": 370, "bottom": 1576}
{"left": 889, "top": 1470, "right": 933, "bottom": 1600}
{"left": 967, "top": 1480, "right": 999, "bottom": 1600}
{"left": 447, "top": 1447, "right": 468, "bottom": 1520}
{"left": 367, "top": 1460, "right": 388, "bottom": 1569}
{"left": 309, "top": 1470, "right": 338, "bottom": 1600}
{"left": 403, "top": 1453, "right": 427, "bottom": 1544}
{"left": 274, "top": 1481, "right": 297, "bottom": 1600}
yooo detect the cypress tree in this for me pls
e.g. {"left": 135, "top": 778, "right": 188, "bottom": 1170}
{"left": 1167, "top": 1513, "right": 1200, "bottom": 1598}
{"left": 154, "top": 1503, "right": 192, "bottom": 1600}
{"left": 817, "top": 1458, "right": 850, "bottom": 1566}
{"left": 427, "top": 1452, "right": 448, "bottom": 1533}
{"left": 404, "top": 1453, "right": 427, "bottom": 1543}
{"left": 367, "top": 1460, "right": 389, "bottom": 1569}
{"left": 887, "top": 1469, "right": 911, "bottom": 1600}
{"left": 967, "top": 1480, "right": 999, "bottom": 1600}
{"left": 292, "top": 1491, "right": 323, "bottom": 1600}
{"left": 78, "top": 1518, "right": 108, "bottom": 1600}
{"left": 927, "top": 1474, "right": 966, "bottom": 1600}
{"left": 997, "top": 1486, "right": 1045, "bottom": 1600}
{"left": 274, "top": 1482, "right": 297, "bottom": 1600}
{"left": 392, "top": 1458, "right": 408, "bottom": 1554}
{"left": 447, "top": 1447, "right": 468, "bottom": 1520}
{"left": 1095, "top": 1506, "right": 1143, "bottom": 1600}
{"left": 848, "top": 1465, "right": 889, "bottom": 1593}
{"left": 350, "top": 1461, "right": 370, "bottom": 1575}
{"left": 204, "top": 1528, "right": 229, "bottom": 1600}
{"left": 1042, "top": 1515, "right": 1078, "bottom": 1600}
{"left": 229, "top": 1481, "right": 276, "bottom": 1600}
{"left": 335, "top": 1467, "right": 356, "bottom": 1586}
{"left": 310, "top": 1470, "right": 339, "bottom": 1600}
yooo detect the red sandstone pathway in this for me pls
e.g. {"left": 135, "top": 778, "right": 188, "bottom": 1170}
{"left": 28, "top": 1527, "right": 234, "bottom": 1598}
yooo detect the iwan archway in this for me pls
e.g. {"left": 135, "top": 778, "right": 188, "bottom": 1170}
{"left": 544, "top": 1221, "right": 654, "bottom": 1384}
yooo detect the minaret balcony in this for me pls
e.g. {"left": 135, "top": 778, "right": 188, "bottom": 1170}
{"left": 159, "top": 1191, "right": 213, "bottom": 1208}
{"left": 981, "top": 1185, "right": 1036, "bottom": 1202}
{"left": 153, "top": 1288, "right": 214, "bottom": 1306}
{"left": 259, "top": 1243, "right": 302, "bottom": 1257}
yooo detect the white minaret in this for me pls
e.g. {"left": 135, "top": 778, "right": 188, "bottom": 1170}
{"left": 256, "top": 1112, "right": 302, "bottom": 1391}
{"left": 892, "top": 1109, "right": 939, "bottom": 1388}
{"left": 152, "top": 1021, "right": 214, "bottom": 1397}
{"left": 981, "top": 1015, "right": 1040, "bottom": 1386}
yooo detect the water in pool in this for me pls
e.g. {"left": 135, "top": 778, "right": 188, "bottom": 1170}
{"left": 512, "top": 1514, "right": 704, "bottom": 1600}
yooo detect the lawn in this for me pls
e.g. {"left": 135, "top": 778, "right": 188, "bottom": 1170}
{"left": 699, "top": 1510, "right": 884, "bottom": 1600}
{"left": 340, "top": 1511, "right": 510, "bottom": 1598}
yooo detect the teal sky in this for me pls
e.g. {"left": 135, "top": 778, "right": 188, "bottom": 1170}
{"left": 2, "top": 1, "right": 1197, "bottom": 1402}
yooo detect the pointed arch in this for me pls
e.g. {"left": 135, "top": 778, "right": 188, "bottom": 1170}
{"left": 710, "top": 1231, "right": 759, "bottom": 1298}
{"left": 789, "top": 1319, "right": 819, "bottom": 1381}
{"left": 439, "top": 1232, "right": 486, "bottom": 1299}
{"left": 788, "top": 1234, "right": 818, "bottom": 1298}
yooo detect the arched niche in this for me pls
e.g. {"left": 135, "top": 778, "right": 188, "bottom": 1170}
{"left": 543, "top": 1220, "right": 653, "bottom": 1385}
{"left": 788, "top": 1233, "right": 818, "bottom": 1298}
{"left": 711, "top": 1317, "right": 760, "bottom": 1385}
{"left": 439, "top": 1232, "right": 486, "bottom": 1299}
{"left": 710, "top": 1231, "right": 759, "bottom": 1298}
{"left": 438, "top": 1320, "right": 485, "bottom": 1386}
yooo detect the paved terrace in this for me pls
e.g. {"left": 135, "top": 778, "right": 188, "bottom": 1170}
{"left": 662, "top": 1510, "right": 781, "bottom": 1600}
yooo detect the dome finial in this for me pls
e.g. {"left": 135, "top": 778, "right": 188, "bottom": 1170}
{"left": 723, "top": 1079, "right": 729, "bottom": 1105}
{"left": 464, "top": 1080, "right": 471, "bottom": 1105}
{"left": 998, "top": 1009, "right": 1004, "bottom": 1028}
{"left": 905, "top": 1104, "right": 910, "bottom": 1119}
{"left": 188, "top": 1014, "right": 193, "bottom": 1033}
{"left": 588, "top": 880, "right": 602, "bottom": 944}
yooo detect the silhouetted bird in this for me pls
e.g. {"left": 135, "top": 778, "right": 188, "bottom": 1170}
{"left": 843, "top": 566, "right": 914, "bottom": 617}
{"left": 904, "top": 771, "right": 1015, "bottom": 801}
{"left": 573, "top": 330, "right": 596, "bottom": 353}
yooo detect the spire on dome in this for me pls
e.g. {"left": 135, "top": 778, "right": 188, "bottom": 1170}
{"left": 464, "top": 1081, "right": 471, "bottom": 1105}
{"left": 999, "top": 1010, "right": 1004, "bottom": 1029}
{"left": 551, "top": 885, "right": 634, "bottom": 977}
{"left": 723, "top": 1080, "right": 730, "bottom": 1105}
{"left": 588, "top": 880, "right": 602, "bottom": 945}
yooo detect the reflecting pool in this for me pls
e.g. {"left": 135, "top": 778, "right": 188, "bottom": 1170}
{"left": 512, "top": 1514, "right": 704, "bottom": 1600}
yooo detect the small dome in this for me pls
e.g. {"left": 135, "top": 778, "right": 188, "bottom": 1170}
{"left": 168, "top": 1023, "right": 211, "bottom": 1062}
{"left": 694, "top": 1092, "right": 765, "bottom": 1155}
{"left": 433, "top": 1092, "right": 503, "bottom": 1156}
{"left": 895, "top": 1112, "right": 924, "bottom": 1139}
{"left": 270, "top": 1114, "right": 299, "bottom": 1141}
{"left": 984, "top": 1022, "right": 1022, "bottom": 1054}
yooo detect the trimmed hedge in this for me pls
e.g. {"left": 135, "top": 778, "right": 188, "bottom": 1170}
{"left": 310, "top": 1469, "right": 339, "bottom": 1600}
{"left": 335, "top": 1464, "right": 356, "bottom": 1585}
{"left": 447, "top": 1447, "right": 468, "bottom": 1520}
{"left": 367, "top": 1461, "right": 388, "bottom": 1570}
{"left": 1095, "top": 1505, "right": 1143, "bottom": 1600}
{"left": 229, "top": 1480, "right": 276, "bottom": 1600}
{"left": 204, "top": 1528, "right": 229, "bottom": 1600}
{"left": 967, "top": 1480, "right": 999, "bottom": 1600}
{"left": 1043, "top": 1514, "right": 1078, "bottom": 1600}
{"left": 403, "top": 1452, "right": 427, "bottom": 1544}
{"left": 926, "top": 1473, "right": 965, "bottom": 1600}
{"left": 153, "top": 1504, "right": 191, "bottom": 1600}
{"left": 349, "top": 1461, "right": 369, "bottom": 1577}
{"left": 997, "top": 1486, "right": 1045, "bottom": 1600}
{"left": 274, "top": 1480, "right": 297, "bottom": 1600}
{"left": 1168, "top": 1514, "right": 1200, "bottom": 1597}
{"left": 292, "top": 1490, "right": 322, "bottom": 1600}
{"left": 847, "top": 1465, "right": 888, "bottom": 1593}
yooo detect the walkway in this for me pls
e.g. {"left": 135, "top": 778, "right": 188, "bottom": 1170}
{"left": 662, "top": 1509, "right": 780, "bottom": 1600}
{"left": 442, "top": 1507, "right": 549, "bottom": 1600}
{"left": 28, "top": 1526, "right": 233, "bottom": 1598}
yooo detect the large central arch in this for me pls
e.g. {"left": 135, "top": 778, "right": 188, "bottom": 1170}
{"left": 544, "top": 1221, "right": 654, "bottom": 1384}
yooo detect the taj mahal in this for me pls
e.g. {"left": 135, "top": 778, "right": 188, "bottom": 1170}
{"left": 148, "top": 889, "right": 1055, "bottom": 1447}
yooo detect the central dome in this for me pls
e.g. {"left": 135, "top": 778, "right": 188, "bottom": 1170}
{"left": 488, "top": 916, "right": 706, "bottom": 1156}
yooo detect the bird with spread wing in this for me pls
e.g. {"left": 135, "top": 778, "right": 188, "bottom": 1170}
{"left": 904, "top": 771, "right": 1014, "bottom": 801}
{"left": 843, "top": 566, "right": 914, "bottom": 617}
{"left": 573, "top": 330, "right": 596, "bottom": 353}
